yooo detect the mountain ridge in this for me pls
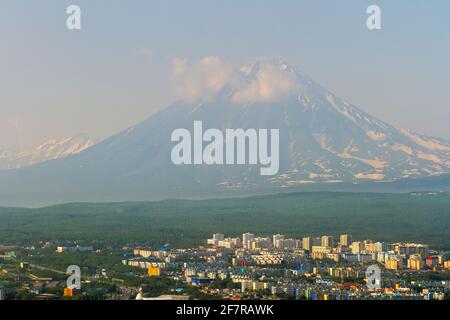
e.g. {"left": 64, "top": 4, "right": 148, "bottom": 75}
{"left": 0, "top": 134, "right": 96, "bottom": 171}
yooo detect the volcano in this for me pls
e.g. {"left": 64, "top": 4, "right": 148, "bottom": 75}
{"left": 1, "top": 59, "right": 449, "bottom": 206}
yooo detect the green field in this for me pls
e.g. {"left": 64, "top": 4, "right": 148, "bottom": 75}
{"left": 0, "top": 192, "right": 449, "bottom": 248}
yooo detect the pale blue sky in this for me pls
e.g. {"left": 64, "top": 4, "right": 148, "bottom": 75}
{"left": 1, "top": 0, "right": 449, "bottom": 148}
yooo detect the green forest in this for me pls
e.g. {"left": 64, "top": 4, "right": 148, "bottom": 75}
{"left": 0, "top": 192, "right": 449, "bottom": 248}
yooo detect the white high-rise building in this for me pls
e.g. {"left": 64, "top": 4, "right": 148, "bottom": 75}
{"left": 351, "top": 241, "right": 364, "bottom": 254}
{"left": 212, "top": 233, "right": 224, "bottom": 241}
{"left": 242, "top": 233, "right": 255, "bottom": 249}
{"left": 321, "top": 235, "right": 334, "bottom": 248}
{"left": 273, "top": 234, "right": 285, "bottom": 248}
{"left": 340, "top": 234, "right": 352, "bottom": 246}
{"left": 207, "top": 233, "right": 225, "bottom": 246}
{"left": 302, "top": 237, "right": 313, "bottom": 251}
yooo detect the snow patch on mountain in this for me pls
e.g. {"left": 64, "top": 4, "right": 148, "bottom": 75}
{"left": 0, "top": 134, "right": 96, "bottom": 170}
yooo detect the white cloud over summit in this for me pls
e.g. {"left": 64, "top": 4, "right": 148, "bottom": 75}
{"left": 232, "top": 62, "right": 297, "bottom": 104}
{"left": 171, "top": 56, "right": 235, "bottom": 103}
{"left": 171, "top": 57, "right": 298, "bottom": 104}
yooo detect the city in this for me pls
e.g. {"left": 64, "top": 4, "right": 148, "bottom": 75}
{"left": 1, "top": 232, "right": 449, "bottom": 300}
{"left": 1, "top": 1, "right": 449, "bottom": 317}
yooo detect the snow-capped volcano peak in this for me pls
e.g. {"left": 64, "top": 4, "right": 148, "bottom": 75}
{"left": 171, "top": 59, "right": 450, "bottom": 184}
{"left": 228, "top": 59, "right": 338, "bottom": 108}
{"left": 239, "top": 58, "right": 296, "bottom": 75}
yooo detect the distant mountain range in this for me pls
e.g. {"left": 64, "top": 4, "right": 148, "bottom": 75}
{"left": 0, "top": 134, "right": 96, "bottom": 170}
{"left": 0, "top": 60, "right": 449, "bottom": 207}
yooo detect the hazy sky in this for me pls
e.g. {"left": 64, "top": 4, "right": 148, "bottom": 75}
{"left": 1, "top": 0, "right": 449, "bottom": 149}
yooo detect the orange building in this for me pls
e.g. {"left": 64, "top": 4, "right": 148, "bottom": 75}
{"left": 148, "top": 266, "right": 161, "bottom": 277}
{"left": 385, "top": 258, "right": 403, "bottom": 270}
{"left": 64, "top": 288, "right": 73, "bottom": 297}
{"left": 407, "top": 255, "right": 424, "bottom": 270}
